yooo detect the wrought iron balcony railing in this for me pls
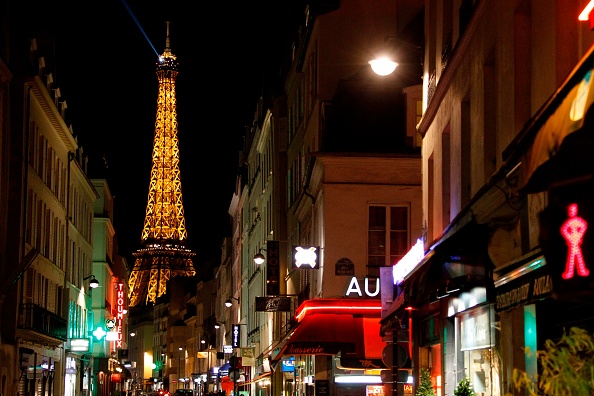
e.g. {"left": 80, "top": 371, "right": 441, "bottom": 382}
{"left": 18, "top": 303, "right": 68, "bottom": 341}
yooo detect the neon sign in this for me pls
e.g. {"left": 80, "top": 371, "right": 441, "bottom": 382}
{"left": 560, "top": 203, "right": 590, "bottom": 279}
{"left": 115, "top": 282, "right": 125, "bottom": 348}
{"left": 93, "top": 326, "right": 106, "bottom": 340}
{"left": 393, "top": 239, "right": 425, "bottom": 284}
{"left": 232, "top": 324, "right": 240, "bottom": 348}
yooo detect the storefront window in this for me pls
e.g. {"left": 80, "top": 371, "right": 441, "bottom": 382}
{"left": 456, "top": 306, "right": 500, "bottom": 396}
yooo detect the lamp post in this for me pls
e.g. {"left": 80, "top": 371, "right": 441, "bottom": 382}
{"left": 178, "top": 346, "right": 184, "bottom": 390}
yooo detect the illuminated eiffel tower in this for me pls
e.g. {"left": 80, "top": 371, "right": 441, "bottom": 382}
{"left": 128, "top": 22, "right": 196, "bottom": 307}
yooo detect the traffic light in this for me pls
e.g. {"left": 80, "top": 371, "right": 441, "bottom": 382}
{"left": 539, "top": 181, "right": 594, "bottom": 301}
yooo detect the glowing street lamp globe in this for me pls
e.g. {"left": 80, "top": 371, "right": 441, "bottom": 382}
{"left": 369, "top": 57, "right": 398, "bottom": 76}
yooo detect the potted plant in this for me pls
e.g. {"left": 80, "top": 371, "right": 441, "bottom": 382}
{"left": 415, "top": 368, "right": 436, "bottom": 396}
{"left": 453, "top": 377, "right": 475, "bottom": 396}
{"left": 510, "top": 326, "right": 594, "bottom": 395}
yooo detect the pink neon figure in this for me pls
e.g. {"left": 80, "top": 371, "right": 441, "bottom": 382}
{"left": 560, "top": 203, "right": 589, "bottom": 279}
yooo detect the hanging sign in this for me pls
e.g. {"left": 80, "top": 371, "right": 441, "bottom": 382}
{"left": 293, "top": 246, "right": 320, "bottom": 269}
{"left": 266, "top": 240, "right": 280, "bottom": 295}
{"left": 232, "top": 324, "right": 241, "bottom": 348}
{"left": 255, "top": 296, "right": 292, "bottom": 311}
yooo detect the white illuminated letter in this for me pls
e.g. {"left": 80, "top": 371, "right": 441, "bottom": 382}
{"left": 346, "top": 277, "right": 363, "bottom": 296}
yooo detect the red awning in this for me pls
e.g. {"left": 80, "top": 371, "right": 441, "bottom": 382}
{"left": 274, "top": 299, "right": 385, "bottom": 364}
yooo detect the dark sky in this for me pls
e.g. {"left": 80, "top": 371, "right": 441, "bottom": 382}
{"left": 49, "top": 0, "right": 302, "bottom": 269}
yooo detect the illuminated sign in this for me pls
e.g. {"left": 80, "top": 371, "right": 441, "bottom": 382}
{"left": 345, "top": 277, "right": 380, "bottom": 297}
{"left": 115, "top": 282, "right": 125, "bottom": 348}
{"left": 392, "top": 239, "right": 425, "bottom": 285}
{"left": 93, "top": 326, "right": 106, "bottom": 340}
{"left": 232, "top": 324, "right": 241, "bottom": 348}
{"left": 366, "top": 385, "right": 385, "bottom": 396}
{"left": 106, "top": 332, "right": 119, "bottom": 341}
{"left": 294, "top": 246, "right": 320, "bottom": 269}
{"left": 69, "top": 338, "right": 90, "bottom": 352}
{"left": 560, "top": 203, "right": 590, "bottom": 279}
{"left": 106, "top": 319, "right": 116, "bottom": 330}
{"left": 281, "top": 357, "right": 295, "bottom": 372}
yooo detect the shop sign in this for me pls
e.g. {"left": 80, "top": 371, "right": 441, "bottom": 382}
{"left": 232, "top": 324, "right": 241, "bottom": 348}
{"left": 460, "top": 309, "right": 493, "bottom": 351}
{"left": 266, "top": 240, "right": 280, "bottom": 295}
{"left": 241, "top": 347, "right": 255, "bottom": 366}
{"left": 345, "top": 277, "right": 380, "bottom": 297}
{"left": 285, "top": 342, "right": 341, "bottom": 355}
{"left": 392, "top": 239, "right": 425, "bottom": 285}
{"left": 281, "top": 357, "right": 295, "bottom": 372}
{"left": 69, "top": 338, "right": 90, "bottom": 352}
{"left": 255, "top": 296, "right": 292, "bottom": 311}
{"left": 115, "top": 282, "right": 125, "bottom": 348}
{"left": 293, "top": 246, "right": 320, "bottom": 269}
{"left": 495, "top": 260, "right": 552, "bottom": 312}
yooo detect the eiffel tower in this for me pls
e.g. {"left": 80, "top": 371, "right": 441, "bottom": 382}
{"left": 128, "top": 22, "right": 196, "bottom": 307}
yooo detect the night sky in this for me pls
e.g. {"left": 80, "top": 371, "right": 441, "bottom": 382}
{"left": 47, "top": 0, "right": 303, "bottom": 271}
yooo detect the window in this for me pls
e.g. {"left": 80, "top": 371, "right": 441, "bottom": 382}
{"left": 368, "top": 205, "right": 409, "bottom": 277}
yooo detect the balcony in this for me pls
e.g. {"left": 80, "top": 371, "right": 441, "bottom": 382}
{"left": 18, "top": 303, "right": 68, "bottom": 342}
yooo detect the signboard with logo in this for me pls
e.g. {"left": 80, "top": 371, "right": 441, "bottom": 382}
{"left": 281, "top": 357, "right": 295, "bottom": 372}
{"left": 255, "top": 296, "right": 292, "bottom": 312}
{"left": 495, "top": 258, "right": 552, "bottom": 312}
{"left": 241, "top": 347, "right": 255, "bottom": 366}
{"left": 293, "top": 246, "right": 320, "bottom": 269}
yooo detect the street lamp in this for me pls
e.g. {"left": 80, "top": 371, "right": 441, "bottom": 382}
{"left": 178, "top": 346, "right": 184, "bottom": 390}
{"left": 253, "top": 248, "right": 266, "bottom": 264}
{"left": 369, "top": 57, "right": 398, "bottom": 76}
{"left": 369, "top": 36, "right": 422, "bottom": 76}
{"left": 83, "top": 274, "right": 99, "bottom": 289}
{"left": 225, "top": 297, "right": 239, "bottom": 308}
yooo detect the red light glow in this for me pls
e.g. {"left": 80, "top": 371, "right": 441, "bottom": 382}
{"left": 579, "top": 1, "right": 594, "bottom": 21}
{"left": 560, "top": 203, "right": 590, "bottom": 279}
{"left": 295, "top": 299, "right": 381, "bottom": 322}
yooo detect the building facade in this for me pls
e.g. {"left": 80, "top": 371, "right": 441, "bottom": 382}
{"left": 227, "top": 2, "right": 426, "bottom": 396}
{"left": 382, "top": 1, "right": 594, "bottom": 396}
{"left": 0, "top": 4, "right": 130, "bottom": 396}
